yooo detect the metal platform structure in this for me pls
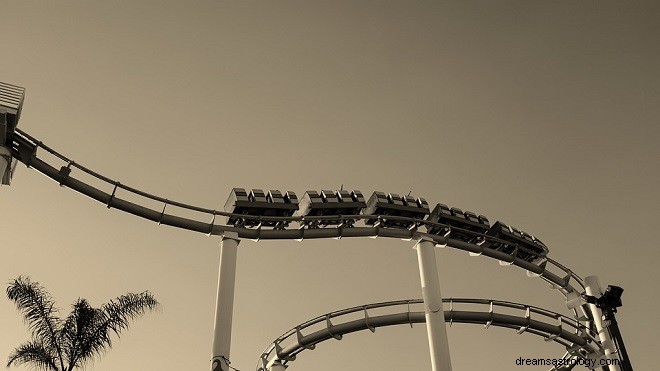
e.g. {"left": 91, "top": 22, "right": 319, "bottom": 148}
{"left": 0, "top": 82, "right": 631, "bottom": 371}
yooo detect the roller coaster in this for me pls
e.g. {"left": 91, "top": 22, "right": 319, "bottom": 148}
{"left": 0, "top": 83, "right": 631, "bottom": 371}
{"left": 256, "top": 298, "right": 605, "bottom": 371}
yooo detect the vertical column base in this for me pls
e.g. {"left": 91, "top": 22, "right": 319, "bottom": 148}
{"left": 211, "top": 357, "right": 229, "bottom": 371}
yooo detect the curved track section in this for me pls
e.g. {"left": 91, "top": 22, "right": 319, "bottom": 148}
{"left": 8, "top": 130, "right": 586, "bottom": 294}
{"left": 257, "top": 299, "right": 602, "bottom": 371}
{"left": 7, "top": 129, "right": 600, "bottom": 365}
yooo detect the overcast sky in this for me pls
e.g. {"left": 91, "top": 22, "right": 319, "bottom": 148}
{"left": 1, "top": 1, "right": 658, "bottom": 370}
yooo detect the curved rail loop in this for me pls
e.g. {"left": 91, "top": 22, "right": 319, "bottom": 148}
{"left": 7, "top": 129, "right": 599, "bottom": 361}
{"left": 257, "top": 298, "right": 602, "bottom": 371}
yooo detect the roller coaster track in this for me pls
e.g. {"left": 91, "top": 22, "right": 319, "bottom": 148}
{"left": 257, "top": 298, "right": 603, "bottom": 371}
{"left": 6, "top": 128, "right": 606, "bottom": 369}
{"left": 8, "top": 130, "right": 585, "bottom": 293}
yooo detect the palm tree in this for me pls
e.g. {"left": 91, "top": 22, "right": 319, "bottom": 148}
{"left": 6, "top": 276, "right": 159, "bottom": 371}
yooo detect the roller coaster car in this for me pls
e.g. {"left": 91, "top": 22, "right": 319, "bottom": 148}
{"left": 294, "top": 190, "right": 366, "bottom": 227}
{"left": 224, "top": 188, "right": 299, "bottom": 228}
{"left": 426, "top": 204, "right": 490, "bottom": 243}
{"left": 484, "top": 221, "right": 548, "bottom": 263}
{"left": 0, "top": 82, "right": 25, "bottom": 145}
{"left": 363, "top": 191, "right": 430, "bottom": 229}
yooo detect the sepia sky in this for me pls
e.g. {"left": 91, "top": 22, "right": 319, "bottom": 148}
{"left": 1, "top": 1, "right": 658, "bottom": 370}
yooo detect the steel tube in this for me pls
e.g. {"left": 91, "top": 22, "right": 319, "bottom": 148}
{"left": 211, "top": 233, "right": 240, "bottom": 371}
{"left": 584, "top": 276, "right": 620, "bottom": 371}
{"left": 278, "top": 311, "right": 586, "bottom": 358}
{"left": 415, "top": 239, "right": 452, "bottom": 371}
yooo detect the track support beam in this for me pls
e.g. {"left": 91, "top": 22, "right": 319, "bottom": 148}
{"left": 269, "top": 360, "right": 287, "bottom": 371}
{"left": 211, "top": 232, "right": 241, "bottom": 371}
{"left": 584, "top": 276, "right": 621, "bottom": 371}
{"left": 415, "top": 238, "right": 453, "bottom": 371}
{"left": 1, "top": 146, "right": 12, "bottom": 185}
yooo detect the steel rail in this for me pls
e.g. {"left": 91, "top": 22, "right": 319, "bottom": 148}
{"left": 8, "top": 129, "right": 594, "bottom": 310}
{"left": 8, "top": 130, "right": 586, "bottom": 290}
{"left": 8, "top": 129, "right": 599, "bottom": 364}
{"left": 256, "top": 298, "right": 602, "bottom": 371}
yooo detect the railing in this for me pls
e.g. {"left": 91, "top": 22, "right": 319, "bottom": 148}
{"left": 256, "top": 298, "right": 602, "bottom": 371}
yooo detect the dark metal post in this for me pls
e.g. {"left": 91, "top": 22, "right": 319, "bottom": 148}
{"left": 603, "top": 307, "right": 633, "bottom": 371}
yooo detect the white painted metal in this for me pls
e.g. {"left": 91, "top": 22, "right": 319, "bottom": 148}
{"left": 415, "top": 238, "right": 453, "bottom": 371}
{"left": 584, "top": 276, "right": 620, "bottom": 371}
{"left": 268, "top": 360, "right": 287, "bottom": 371}
{"left": 211, "top": 232, "right": 240, "bottom": 371}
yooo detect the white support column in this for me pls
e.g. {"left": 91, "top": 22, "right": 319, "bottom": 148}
{"left": 584, "top": 276, "right": 620, "bottom": 371}
{"left": 415, "top": 238, "right": 452, "bottom": 371}
{"left": 211, "top": 232, "right": 240, "bottom": 371}
{"left": 268, "top": 360, "right": 287, "bottom": 371}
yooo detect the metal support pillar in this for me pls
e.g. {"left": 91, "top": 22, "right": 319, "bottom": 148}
{"left": 0, "top": 146, "right": 9, "bottom": 169}
{"left": 210, "top": 232, "right": 240, "bottom": 371}
{"left": 584, "top": 276, "right": 620, "bottom": 371}
{"left": 268, "top": 360, "right": 287, "bottom": 371}
{"left": 414, "top": 238, "right": 452, "bottom": 371}
{"left": 1, "top": 146, "right": 11, "bottom": 185}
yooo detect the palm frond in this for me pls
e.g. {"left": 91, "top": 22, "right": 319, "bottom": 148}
{"left": 58, "top": 298, "right": 99, "bottom": 368}
{"left": 6, "top": 340, "right": 60, "bottom": 371}
{"left": 69, "top": 291, "right": 159, "bottom": 367}
{"left": 6, "top": 276, "right": 63, "bottom": 364}
{"left": 102, "top": 291, "right": 159, "bottom": 335}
